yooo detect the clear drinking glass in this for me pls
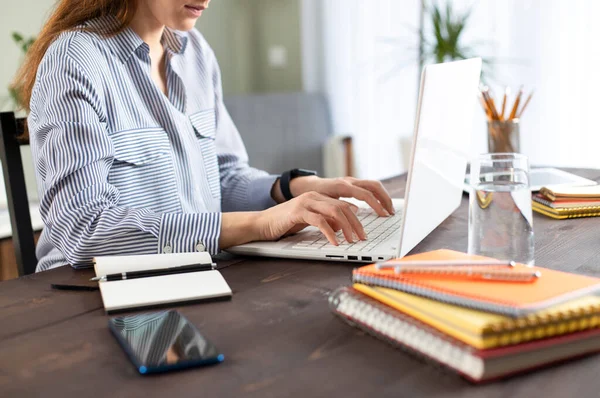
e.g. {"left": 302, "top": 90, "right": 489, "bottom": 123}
{"left": 468, "top": 153, "right": 534, "bottom": 265}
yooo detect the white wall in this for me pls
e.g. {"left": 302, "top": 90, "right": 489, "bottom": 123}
{"left": 301, "top": 0, "right": 421, "bottom": 179}
{"left": 0, "top": 0, "right": 56, "bottom": 111}
{"left": 303, "top": 0, "right": 600, "bottom": 179}
{"left": 454, "top": 0, "right": 600, "bottom": 169}
{"left": 197, "top": 0, "right": 303, "bottom": 94}
{"left": 1, "top": 0, "right": 303, "bottom": 101}
{"left": 0, "top": 0, "right": 55, "bottom": 206}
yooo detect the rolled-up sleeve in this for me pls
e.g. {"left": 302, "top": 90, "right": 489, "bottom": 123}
{"left": 30, "top": 48, "right": 222, "bottom": 268}
{"left": 211, "top": 55, "right": 279, "bottom": 212}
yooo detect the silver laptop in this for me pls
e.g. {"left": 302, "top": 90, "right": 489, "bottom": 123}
{"left": 228, "top": 58, "right": 482, "bottom": 262}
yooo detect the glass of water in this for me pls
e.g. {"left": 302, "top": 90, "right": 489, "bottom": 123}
{"left": 468, "top": 153, "right": 534, "bottom": 265}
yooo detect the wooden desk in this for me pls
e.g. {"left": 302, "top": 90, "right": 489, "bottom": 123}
{"left": 2, "top": 169, "right": 600, "bottom": 397}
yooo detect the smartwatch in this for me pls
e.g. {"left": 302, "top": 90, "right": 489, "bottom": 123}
{"left": 280, "top": 168, "right": 317, "bottom": 201}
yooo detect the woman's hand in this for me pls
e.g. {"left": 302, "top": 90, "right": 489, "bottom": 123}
{"left": 258, "top": 191, "right": 367, "bottom": 245}
{"left": 219, "top": 192, "right": 366, "bottom": 249}
{"left": 220, "top": 176, "right": 394, "bottom": 250}
{"left": 273, "top": 176, "right": 395, "bottom": 216}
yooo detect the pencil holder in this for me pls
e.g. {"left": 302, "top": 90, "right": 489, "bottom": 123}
{"left": 487, "top": 120, "right": 520, "bottom": 153}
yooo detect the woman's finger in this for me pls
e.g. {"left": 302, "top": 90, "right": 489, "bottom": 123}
{"left": 302, "top": 210, "right": 338, "bottom": 245}
{"left": 346, "top": 202, "right": 359, "bottom": 214}
{"left": 306, "top": 200, "right": 356, "bottom": 243}
{"left": 310, "top": 195, "right": 366, "bottom": 240}
{"left": 352, "top": 180, "right": 395, "bottom": 215}
{"left": 341, "top": 184, "right": 388, "bottom": 217}
{"left": 329, "top": 198, "right": 367, "bottom": 240}
{"left": 327, "top": 218, "right": 342, "bottom": 232}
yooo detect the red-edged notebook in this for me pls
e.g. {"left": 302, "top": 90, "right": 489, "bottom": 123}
{"left": 352, "top": 249, "right": 600, "bottom": 317}
{"left": 534, "top": 193, "right": 600, "bottom": 208}
{"left": 329, "top": 286, "right": 600, "bottom": 383}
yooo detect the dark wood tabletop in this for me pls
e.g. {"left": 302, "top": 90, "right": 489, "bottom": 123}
{"left": 2, "top": 169, "right": 600, "bottom": 398}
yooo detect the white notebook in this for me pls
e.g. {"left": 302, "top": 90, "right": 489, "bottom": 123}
{"left": 94, "top": 252, "right": 232, "bottom": 313}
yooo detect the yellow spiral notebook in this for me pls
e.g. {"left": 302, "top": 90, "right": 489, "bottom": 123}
{"left": 353, "top": 283, "right": 600, "bottom": 350}
{"left": 532, "top": 199, "right": 600, "bottom": 219}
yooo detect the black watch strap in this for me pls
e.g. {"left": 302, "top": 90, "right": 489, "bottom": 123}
{"left": 280, "top": 168, "right": 317, "bottom": 201}
{"left": 280, "top": 170, "right": 294, "bottom": 201}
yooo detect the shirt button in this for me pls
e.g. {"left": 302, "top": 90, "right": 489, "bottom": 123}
{"left": 163, "top": 245, "right": 173, "bottom": 254}
{"left": 196, "top": 242, "right": 206, "bottom": 252}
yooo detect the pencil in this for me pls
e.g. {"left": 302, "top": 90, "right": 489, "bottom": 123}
{"left": 489, "top": 95, "right": 500, "bottom": 121}
{"left": 394, "top": 267, "right": 541, "bottom": 282}
{"left": 500, "top": 87, "right": 509, "bottom": 120}
{"left": 509, "top": 86, "right": 524, "bottom": 120}
{"left": 376, "top": 259, "right": 516, "bottom": 269}
{"left": 478, "top": 93, "right": 492, "bottom": 121}
{"left": 517, "top": 91, "right": 534, "bottom": 118}
{"left": 481, "top": 88, "right": 500, "bottom": 120}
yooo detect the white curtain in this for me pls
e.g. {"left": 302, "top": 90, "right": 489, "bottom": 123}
{"left": 302, "top": 0, "right": 600, "bottom": 179}
{"left": 461, "top": 0, "right": 600, "bottom": 169}
{"left": 302, "top": 0, "right": 421, "bottom": 179}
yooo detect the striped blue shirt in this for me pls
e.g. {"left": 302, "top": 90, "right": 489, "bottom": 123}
{"left": 28, "top": 16, "right": 278, "bottom": 271}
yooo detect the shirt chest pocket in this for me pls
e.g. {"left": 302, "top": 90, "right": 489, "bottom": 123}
{"left": 109, "top": 127, "right": 180, "bottom": 212}
{"left": 189, "top": 109, "right": 220, "bottom": 199}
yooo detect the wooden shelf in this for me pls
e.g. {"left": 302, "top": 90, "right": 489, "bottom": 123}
{"left": 0, "top": 232, "right": 41, "bottom": 281}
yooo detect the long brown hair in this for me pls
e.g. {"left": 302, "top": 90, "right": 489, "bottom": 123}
{"left": 12, "top": 0, "right": 138, "bottom": 112}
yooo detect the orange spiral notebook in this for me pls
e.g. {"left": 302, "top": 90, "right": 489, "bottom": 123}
{"left": 352, "top": 249, "right": 600, "bottom": 317}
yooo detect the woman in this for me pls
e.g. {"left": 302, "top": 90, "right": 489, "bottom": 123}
{"left": 13, "top": 0, "right": 395, "bottom": 272}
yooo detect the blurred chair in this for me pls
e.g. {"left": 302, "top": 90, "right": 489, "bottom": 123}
{"left": 224, "top": 92, "right": 354, "bottom": 177}
{"left": 0, "top": 112, "right": 37, "bottom": 276}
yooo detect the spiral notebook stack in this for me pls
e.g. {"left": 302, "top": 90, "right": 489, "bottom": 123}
{"left": 329, "top": 249, "right": 600, "bottom": 382}
{"left": 532, "top": 185, "right": 600, "bottom": 219}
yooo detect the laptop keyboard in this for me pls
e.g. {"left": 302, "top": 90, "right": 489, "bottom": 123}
{"left": 289, "top": 207, "right": 403, "bottom": 252}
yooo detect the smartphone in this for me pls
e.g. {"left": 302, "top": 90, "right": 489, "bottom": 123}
{"left": 108, "top": 310, "right": 224, "bottom": 374}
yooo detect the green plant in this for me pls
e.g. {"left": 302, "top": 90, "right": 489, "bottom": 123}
{"left": 419, "top": 1, "right": 492, "bottom": 79}
{"left": 8, "top": 32, "right": 36, "bottom": 108}
{"left": 12, "top": 32, "right": 35, "bottom": 54}
{"left": 376, "top": 1, "right": 495, "bottom": 85}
